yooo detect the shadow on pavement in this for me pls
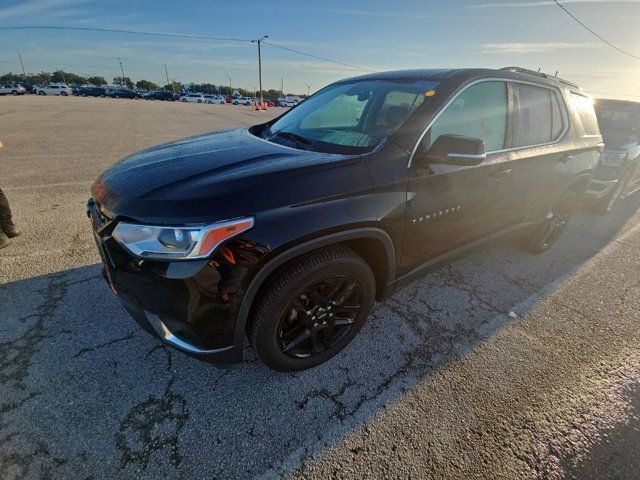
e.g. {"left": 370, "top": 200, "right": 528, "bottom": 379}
{"left": 0, "top": 194, "right": 639, "bottom": 479}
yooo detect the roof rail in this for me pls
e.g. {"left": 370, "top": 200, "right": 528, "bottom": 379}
{"left": 500, "top": 66, "right": 580, "bottom": 89}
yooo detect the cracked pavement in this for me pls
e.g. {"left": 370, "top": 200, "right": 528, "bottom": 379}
{"left": 1, "top": 96, "right": 639, "bottom": 479}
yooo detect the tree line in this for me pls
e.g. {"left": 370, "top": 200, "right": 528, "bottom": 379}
{"left": 0, "top": 70, "right": 299, "bottom": 99}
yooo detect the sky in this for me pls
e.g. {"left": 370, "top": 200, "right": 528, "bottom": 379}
{"left": 1, "top": 0, "right": 640, "bottom": 98}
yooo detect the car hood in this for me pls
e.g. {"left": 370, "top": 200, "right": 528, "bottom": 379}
{"left": 92, "top": 127, "right": 352, "bottom": 223}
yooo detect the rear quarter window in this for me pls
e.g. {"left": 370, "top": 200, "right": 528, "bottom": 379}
{"left": 570, "top": 92, "right": 600, "bottom": 136}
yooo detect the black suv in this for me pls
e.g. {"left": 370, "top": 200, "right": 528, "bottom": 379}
{"left": 584, "top": 99, "right": 640, "bottom": 213}
{"left": 88, "top": 67, "right": 602, "bottom": 371}
{"left": 75, "top": 86, "right": 108, "bottom": 97}
{"left": 144, "top": 90, "right": 175, "bottom": 101}
{"left": 109, "top": 88, "right": 141, "bottom": 99}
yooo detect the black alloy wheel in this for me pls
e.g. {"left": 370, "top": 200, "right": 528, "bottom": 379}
{"left": 527, "top": 190, "right": 578, "bottom": 253}
{"left": 277, "top": 275, "right": 363, "bottom": 358}
{"left": 250, "top": 245, "right": 375, "bottom": 371}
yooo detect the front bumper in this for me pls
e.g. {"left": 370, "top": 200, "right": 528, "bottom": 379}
{"left": 88, "top": 199, "right": 259, "bottom": 366}
{"left": 584, "top": 164, "right": 623, "bottom": 202}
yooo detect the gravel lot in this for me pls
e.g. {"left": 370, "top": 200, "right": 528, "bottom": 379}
{"left": 1, "top": 95, "right": 639, "bottom": 479}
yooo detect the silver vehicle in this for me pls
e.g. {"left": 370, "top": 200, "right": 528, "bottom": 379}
{"left": 180, "top": 93, "right": 205, "bottom": 103}
{"left": 0, "top": 84, "right": 26, "bottom": 95}
{"left": 37, "top": 84, "right": 73, "bottom": 96}
{"left": 204, "top": 94, "right": 226, "bottom": 104}
{"left": 233, "top": 96, "right": 252, "bottom": 106}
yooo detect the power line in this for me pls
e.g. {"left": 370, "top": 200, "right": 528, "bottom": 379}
{"left": 553, "top": 0, "right": 640, "bottom": 62}
{"left": 0, "top": 25, "right": 376, "bottom": 74}
{"left": 265, "top": 41, "right": 375, "bottom": 72}
{"left": 0, "top": 26, "right": 252, "bottom": 43}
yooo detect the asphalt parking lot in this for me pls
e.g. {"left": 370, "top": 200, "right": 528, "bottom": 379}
{"left": 1, "top": 95, "right": 639, "bottom": 479}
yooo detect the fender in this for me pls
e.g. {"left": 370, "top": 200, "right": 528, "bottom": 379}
{"left": 232, "top": 227, "right": 397, "bottom": 349}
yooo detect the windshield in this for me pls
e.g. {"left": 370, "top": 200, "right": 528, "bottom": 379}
{"left": 263, "top": 79, "right": 440, "bottom": 154}
{"left": 595, "top": 102, "right": 640, "bottom": 138}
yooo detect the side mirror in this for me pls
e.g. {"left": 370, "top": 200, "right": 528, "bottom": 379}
{"left": 414, "top": 134, "right": 486, "bottom": 167}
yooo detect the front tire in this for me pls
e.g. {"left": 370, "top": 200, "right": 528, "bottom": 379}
{"left": 249, "top": 246, "right": 375, "bottom": 371}
{"left": 60, "top": 91, "right": 67, "bottom": 96}
{"left": 525, "top": 189, "right": 578, "bottom": 253}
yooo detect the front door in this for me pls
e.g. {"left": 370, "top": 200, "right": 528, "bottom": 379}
{"left": 401, "top": 80, "right": 516, "bottom": 274}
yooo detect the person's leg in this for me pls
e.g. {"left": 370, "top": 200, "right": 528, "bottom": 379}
{"left": 0, "top": 189, "right": 9, "bottom": 248}
{"left": 0, "top": 188, "right": 20, "bottom": 238}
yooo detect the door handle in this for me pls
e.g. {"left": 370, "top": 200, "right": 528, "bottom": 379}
{"left": 490, "top": 168, "right": 512, "bottom": 179}
{"left": 559, "top": 155, "right": 574, "bottom": 164}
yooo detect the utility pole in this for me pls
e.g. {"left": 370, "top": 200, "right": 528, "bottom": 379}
{"left": 18, "top": 52, "right": 27, "bottom": 83}
{"left": 117, "top": 57, "right": 125, "bottom": 87}
{"left": 58, "top": 65, "right": 71, "bottom": 86}
{"left": 305, "top": 82, "right": 313, "bottom": 97}
{"left": 251, "top": 35, "right": 268, "bottom": 106}
{"left": 226, "top": 74, "right": 232, "bottom": 97}
{"left": 281, "top": 78, "right": 284, "bottom": 96}
{"left": 165, "top": 64, "right": 174, "bottom": 94}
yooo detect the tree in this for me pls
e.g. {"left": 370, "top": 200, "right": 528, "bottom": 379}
{"left": 163, "top": 81, "right": 182, "bottom": 93}
{"left": 136, "top": 79, "right": 159, "bottom": 91}
{"left": 30, "top": 71, "right": 51, "bottom": 86}
{"left": 87, "top": 76, "right": 107, "bottom": 86}
{"left": 52, "top": 70, "right": 86, "bottom": 85}
{"left": 191, "top": 83, "right": 217, "bottom": 94}
{"left": 113, "top": 76, "right": 134, "bottom": 89}
{"left": 0, "top": 72, "right": 23, "bottom": 83}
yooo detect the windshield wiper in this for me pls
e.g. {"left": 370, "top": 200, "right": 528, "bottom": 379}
{"left": 269, "top": 131, "right": 314, "bottom": 150}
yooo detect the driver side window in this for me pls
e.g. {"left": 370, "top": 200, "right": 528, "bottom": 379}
{"left": 428, "top": 81, "right": 508, "bottom": 153}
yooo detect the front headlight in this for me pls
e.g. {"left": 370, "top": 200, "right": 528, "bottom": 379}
{"left": 112, "top": 217, "right": 254, "bottom": 260}
{"left": 600, "top": 150, "right": 627, "bottom": 167}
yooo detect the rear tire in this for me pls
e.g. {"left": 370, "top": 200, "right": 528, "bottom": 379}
{"left": 249, "top": 245, "right": 375, "bottom": 371}
{"left": 524, "top": 189, "right": 578, "bottom": 253}
{"left": 60, "top": 91, "right": 67, "bottom": 96}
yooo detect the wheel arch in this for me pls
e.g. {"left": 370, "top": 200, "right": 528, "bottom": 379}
{"left": 233, "top": 228, "right": 396, "bottom": 347}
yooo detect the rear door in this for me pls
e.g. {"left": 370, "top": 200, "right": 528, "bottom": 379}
{"left": 498, "top": 81, "right": 570, "bottom": 223}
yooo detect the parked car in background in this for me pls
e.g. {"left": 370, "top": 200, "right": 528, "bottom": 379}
{"left": 0, "top": 84, "right": 26, "bottom": 95}
{"left": 109, "top": 88, "right": 141, "bottom": 99}
{"left": 37, "top": 85, "right": 73, "bottom": 96}
{"left": 144, "top": 90, "right": 175, "bottom": 101}
{"left": 278, "top": 100, "right": 296, "bottom": 107}
{"left": 88, "top": 67, "right": 602, "bottom": 371}
{"left": 204, "top": 94, "right": 226, "bottom": 104}
{"left": 180, "top": 93, "right": 205, "bottom": 103}
{"left": 233, "top": 96, "right": 252, "bottom": 106}
{"left": 584, "top": 98, "right": 640, "bottom": 213}
{"left": 75, "top": 86, "right": 108, "bottom": 97}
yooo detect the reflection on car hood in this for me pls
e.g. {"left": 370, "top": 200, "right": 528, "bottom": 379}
{"left": 91, "top": 127, "right": 349, "bottom": 223}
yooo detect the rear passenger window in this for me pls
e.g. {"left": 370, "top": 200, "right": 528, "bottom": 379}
{"left": 511, "top": 83, "right": 564, "bottom": 147}
{"left": 429, "top": 81, "right": 508, "bottom": 152}
{"left": 570, "top": 92, "right": 600, "bottom": 136}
